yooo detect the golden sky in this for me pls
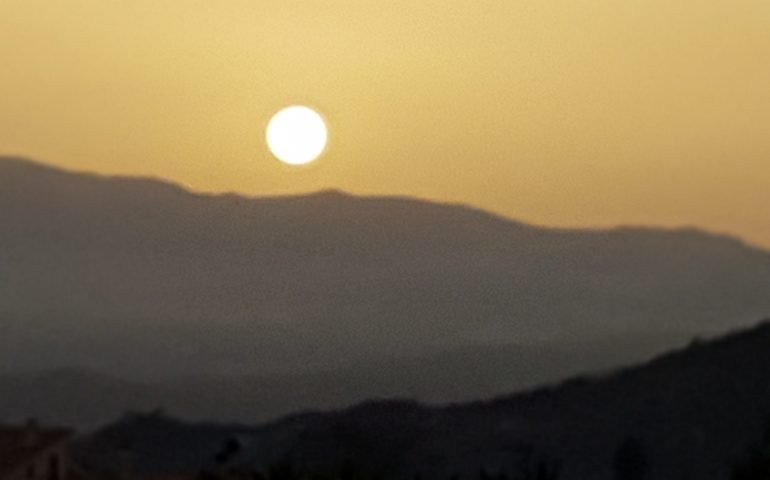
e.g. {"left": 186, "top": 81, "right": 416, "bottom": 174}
{"left": 2, "top": 0, "right": 770, "bottom": 247}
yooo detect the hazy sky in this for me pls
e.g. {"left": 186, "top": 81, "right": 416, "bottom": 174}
{"left": 2, "top": 0, "right": 769, "bottom": 246}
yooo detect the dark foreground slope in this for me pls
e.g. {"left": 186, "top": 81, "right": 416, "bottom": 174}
{"left": 77, "top": 320, "right": 770, "bottom": 480}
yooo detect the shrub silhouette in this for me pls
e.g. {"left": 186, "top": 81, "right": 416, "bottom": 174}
{"left": 732, "top": 419, "right": 770, "bottom": 479}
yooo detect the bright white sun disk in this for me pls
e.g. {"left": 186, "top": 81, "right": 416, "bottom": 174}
{"left": 266, "top": 106, "right": 328, "bottom": 165}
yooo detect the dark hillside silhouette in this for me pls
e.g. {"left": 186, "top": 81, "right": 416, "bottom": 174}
{"left": 76, "top": 320, "right": 770, "bottom": 480}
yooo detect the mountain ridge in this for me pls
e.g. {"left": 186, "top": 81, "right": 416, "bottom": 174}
{"left": 0, "top": 155, "right": 760, "bottom": 248}
{"left": 2, "top": 155, "right": 770, "bottom": 428}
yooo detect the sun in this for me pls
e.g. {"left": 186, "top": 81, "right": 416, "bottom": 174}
{"left": 266, "top": 106, "right": 328, "bottom": 165}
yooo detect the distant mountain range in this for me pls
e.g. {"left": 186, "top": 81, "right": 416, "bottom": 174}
{"left": 0, "top": 333, "right": 676, "bottom": 428}
{"left": 2, "top": 156, "right": 770, "bottom": 426}
{"left": 75, "top": 320, "right": 770, "bottom": 480}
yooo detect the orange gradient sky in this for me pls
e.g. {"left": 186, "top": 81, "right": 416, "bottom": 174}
{"left": 2, "top": 0, "right": 769, "bottom": 247}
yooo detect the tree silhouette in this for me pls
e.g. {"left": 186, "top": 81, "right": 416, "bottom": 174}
{"left": 215, "top": 437, "right": 243, "bottom": 465}
{"left": 612, "top": 437, "right": 648, "bottom": 480}
{"left": 515, "top": 453, "right": 561, "bottom": 480}
{"left": 267, "top": 457, "right": 298, "bottom": 480}
{"left": 526, "top": 460, "right": 560, "bottom": 480}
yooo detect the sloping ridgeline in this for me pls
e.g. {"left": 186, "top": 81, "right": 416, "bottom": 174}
{"left": 76, "top": 320, "right": 770, "bottom": 480}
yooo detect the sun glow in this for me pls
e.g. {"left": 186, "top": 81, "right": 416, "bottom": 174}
{"left": 266, "top": 106, "right": 328, "bottom": 165}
